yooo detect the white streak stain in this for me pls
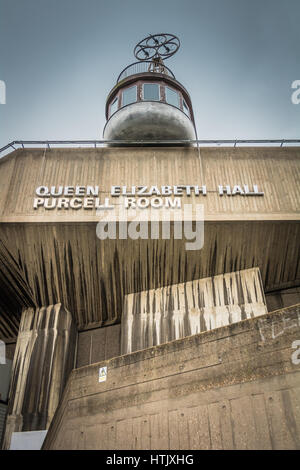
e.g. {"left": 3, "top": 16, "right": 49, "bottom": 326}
{"left": 122, "top": 268, "right": 267, "bottom": 353}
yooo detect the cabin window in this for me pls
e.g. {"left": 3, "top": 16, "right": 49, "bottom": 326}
{"left": 110, "top": 96, "right": 119, "bottom": 116}
{"left": 122, "top": 86, "right": 137, "bottom": 106}
{"left": 165, "top": 87, "right": 180, "bottom": 108}
{"left": 143, "top": 83, "right": 160, "bottom": 101}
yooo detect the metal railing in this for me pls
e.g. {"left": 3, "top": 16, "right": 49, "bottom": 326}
{"left": 117, "top": 61, "right": 176, "bottom": 83}
{"left": 1, "top": 139, "right": 300, "bottom": 158}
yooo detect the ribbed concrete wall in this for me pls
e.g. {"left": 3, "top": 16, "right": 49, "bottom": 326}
{"left": 2, "top": 304, "right": 77, "bottom": 449}
{"left": 43, "top": 304, "right": 300, "bottom": 450}
{"left": 1, "top": 221, "right": 299, "bottom": 340}
{"left": 121, "top": 268, "right": 267, "bottom": 354}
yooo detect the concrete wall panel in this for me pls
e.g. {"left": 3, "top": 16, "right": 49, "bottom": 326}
{"left": 43, "top": 304, "right": 300, "bottom": 450}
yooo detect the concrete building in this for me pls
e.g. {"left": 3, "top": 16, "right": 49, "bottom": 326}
{"left": 0, "top": 34, "right": 300, "bottom": 450}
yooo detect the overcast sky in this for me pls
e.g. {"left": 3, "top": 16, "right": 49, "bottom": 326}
{"left": 0, "top": 0, "right": 299, "bottom": 147}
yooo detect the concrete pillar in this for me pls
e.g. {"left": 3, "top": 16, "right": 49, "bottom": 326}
{"left": 2, "top": 304, "right": 77, "bottom": 449}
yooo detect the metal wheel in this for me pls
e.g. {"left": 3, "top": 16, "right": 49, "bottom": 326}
{"left": 134, "top": 33, "right": 180, "bottom": 61}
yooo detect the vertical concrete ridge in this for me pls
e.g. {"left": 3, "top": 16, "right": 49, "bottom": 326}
{"left": 2, "top": 304, "right": 77, "bottom": 449}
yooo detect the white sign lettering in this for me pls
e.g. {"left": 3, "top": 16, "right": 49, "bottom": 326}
{"left": 33, "top": 184, "right": 264, "bottom": 210}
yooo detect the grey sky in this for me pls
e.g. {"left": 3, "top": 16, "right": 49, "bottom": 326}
{"left": 0, "top": 0, "right": 299, "bottom": 147}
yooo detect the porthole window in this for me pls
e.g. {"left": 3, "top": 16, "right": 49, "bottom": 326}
{"left": 165, "top": 87, "right": 180, "bottom": 108}
{"left": 183, "top": 99, "right": 190, "bottom": 117}
{"left": 122, "top": 86, "right": 137, "bottom": 106}
{"left": 110, "top": 96, "right": 119, "bottom": 116}
{"left": 143, "top": 83, "right": 160, "bottom": 101}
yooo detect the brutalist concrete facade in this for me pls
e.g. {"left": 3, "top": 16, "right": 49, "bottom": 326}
{"left": 0, "top": 143, "right": 300, "bottom": 449}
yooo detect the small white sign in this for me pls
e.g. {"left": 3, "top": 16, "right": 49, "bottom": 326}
{"left": 99, "top": 366, "right": 107, "bottom": 382}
